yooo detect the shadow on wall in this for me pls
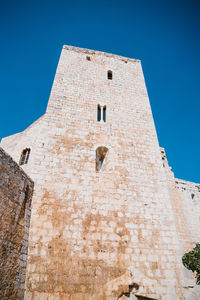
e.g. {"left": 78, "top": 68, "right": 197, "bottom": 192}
{"left": 0, "top": 147, "right": 34, "bottom": 300}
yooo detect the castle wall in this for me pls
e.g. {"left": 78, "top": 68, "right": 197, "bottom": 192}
{"left": 160, "top": 148, "right": 200, "bottom": 299}
{"left": 161, "top": 148, "right": 200, "bottom": 248}
{"left": 175, "top": 179, "right": 200, "bottom": 298}
{"left": 1, "top": 46, "right": 199, "bottom": 300}
{"left": 1, "top": 115, "right": 45, "bottom": 175}
{"left": 175, "top": 179, "right": 200, "bottom": 227}
{"left": 0, "top": 147, "right": 34, "bottom": 300}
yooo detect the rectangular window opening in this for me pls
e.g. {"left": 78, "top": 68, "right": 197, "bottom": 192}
{"left": 103, "top": 106, "right": 106, "bottom": 122}
{"left": 97, "top": 105, "right": 101, "bottom": 122}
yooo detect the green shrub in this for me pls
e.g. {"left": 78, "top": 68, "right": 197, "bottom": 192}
{"left": 182, "top": 243, "right": 200, "bottom": 285}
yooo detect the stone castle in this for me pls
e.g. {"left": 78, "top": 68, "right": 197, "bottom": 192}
{"left": 0, "top": 45, "right": 200, "bottom": 300}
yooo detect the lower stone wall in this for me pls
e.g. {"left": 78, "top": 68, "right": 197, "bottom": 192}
{"left": 175, "top": 179, "right": 200, "bottom": 219}
{"left": 174, "top": 179, "right": 200, "bottom": 298}
{"left": 175, "top": 178, "right": 200, "bottom": 241}
{"left": 0, "top": 147, "right": 34, "bottom": 300}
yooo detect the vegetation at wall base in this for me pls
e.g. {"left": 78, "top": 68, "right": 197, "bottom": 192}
{"left": 182, "top": 243, "right": 200, "bottom": 285}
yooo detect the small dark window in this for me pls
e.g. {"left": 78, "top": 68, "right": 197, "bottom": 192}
{"left": 103, "top": 106, "right": 106, "bottom": 122}
{"left": 96, "top": 147, "right": 108, "bottom": 171}
{"left": 97, "top": 105, "right": 107, "bottom": 122}
{"left": 97, "top": 104, "right": 101, "bottom": 122}
{"left": 107, "top": 70, "right": 112, "bottom": 80}
{"left": 86, "top": 56, "right": 91, "bottom": 61}
{"left": 19, "top": 148, "right": 31, "bottom": 165}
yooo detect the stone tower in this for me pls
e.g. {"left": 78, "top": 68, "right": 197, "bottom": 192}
{"left": 1, "top": 46, "right": 200, "bottom": 300}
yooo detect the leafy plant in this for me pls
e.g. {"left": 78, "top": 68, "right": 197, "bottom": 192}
{"left": 182, "top": 243, "right": 200, "bottom": 284}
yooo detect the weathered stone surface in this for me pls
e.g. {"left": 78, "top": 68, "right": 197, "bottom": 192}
{"left": 0, "top": 46, "right": 199, "bottom": 299}
{"left": 0, "top": 147, "right": 34, "bottom": 300}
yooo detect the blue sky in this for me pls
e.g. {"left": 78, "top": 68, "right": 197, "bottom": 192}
{"left": 0, "top": 0, "right": 199, "bottom": 183}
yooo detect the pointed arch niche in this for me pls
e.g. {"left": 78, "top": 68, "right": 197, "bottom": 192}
{"left": 96, "top": 146, "right": 108, "bottom": 172}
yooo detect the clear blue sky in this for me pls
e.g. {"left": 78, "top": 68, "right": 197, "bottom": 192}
{"left": 0, "top": 0, "right": 199, "bottom": 183}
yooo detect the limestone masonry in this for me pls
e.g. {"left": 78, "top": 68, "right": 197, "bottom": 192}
{"left": 0, "top": 147, "right": 34, "bottom": 299}
{"left": 0, "top": 45, "right": 199, "bottom": 300}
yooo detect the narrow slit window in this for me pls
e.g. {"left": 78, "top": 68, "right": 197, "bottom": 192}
{"left": 107, "top": 70, "right": 112, "bottom": 80}
{"left": 103, "top": 106, "right": 106, "bottom": 122}
{"left": 96, "top": 147, "right": 108, "bottom": 171}
{"left": 97, "top": 104, "right": 101, "bottom": 122}
{"left": 19, "top": 148, "right": 31, "bottom": 165}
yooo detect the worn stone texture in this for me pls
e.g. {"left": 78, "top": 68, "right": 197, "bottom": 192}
{"left": 0, "top": 147, "right": 34, "bottom": 300}
{"left": 175, "top": 178, "right": 200, "bottom": 228}
{"left": 1, "top": 45, "right": 200, "bottom": 300}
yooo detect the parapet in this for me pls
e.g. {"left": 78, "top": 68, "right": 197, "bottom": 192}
{"left": 63, "top": 45, "right": 140, "bottom": 63}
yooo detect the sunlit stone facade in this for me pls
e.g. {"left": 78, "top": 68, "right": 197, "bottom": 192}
{"left": 1, "top": 46, "right": 200, "bottom": 300}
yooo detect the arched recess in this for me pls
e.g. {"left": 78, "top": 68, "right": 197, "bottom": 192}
{"left": 19, "top": 148, "right": 31, "bottom": 165}
{"left": 96, "top": 146, "right": 108, "bottom": 171}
